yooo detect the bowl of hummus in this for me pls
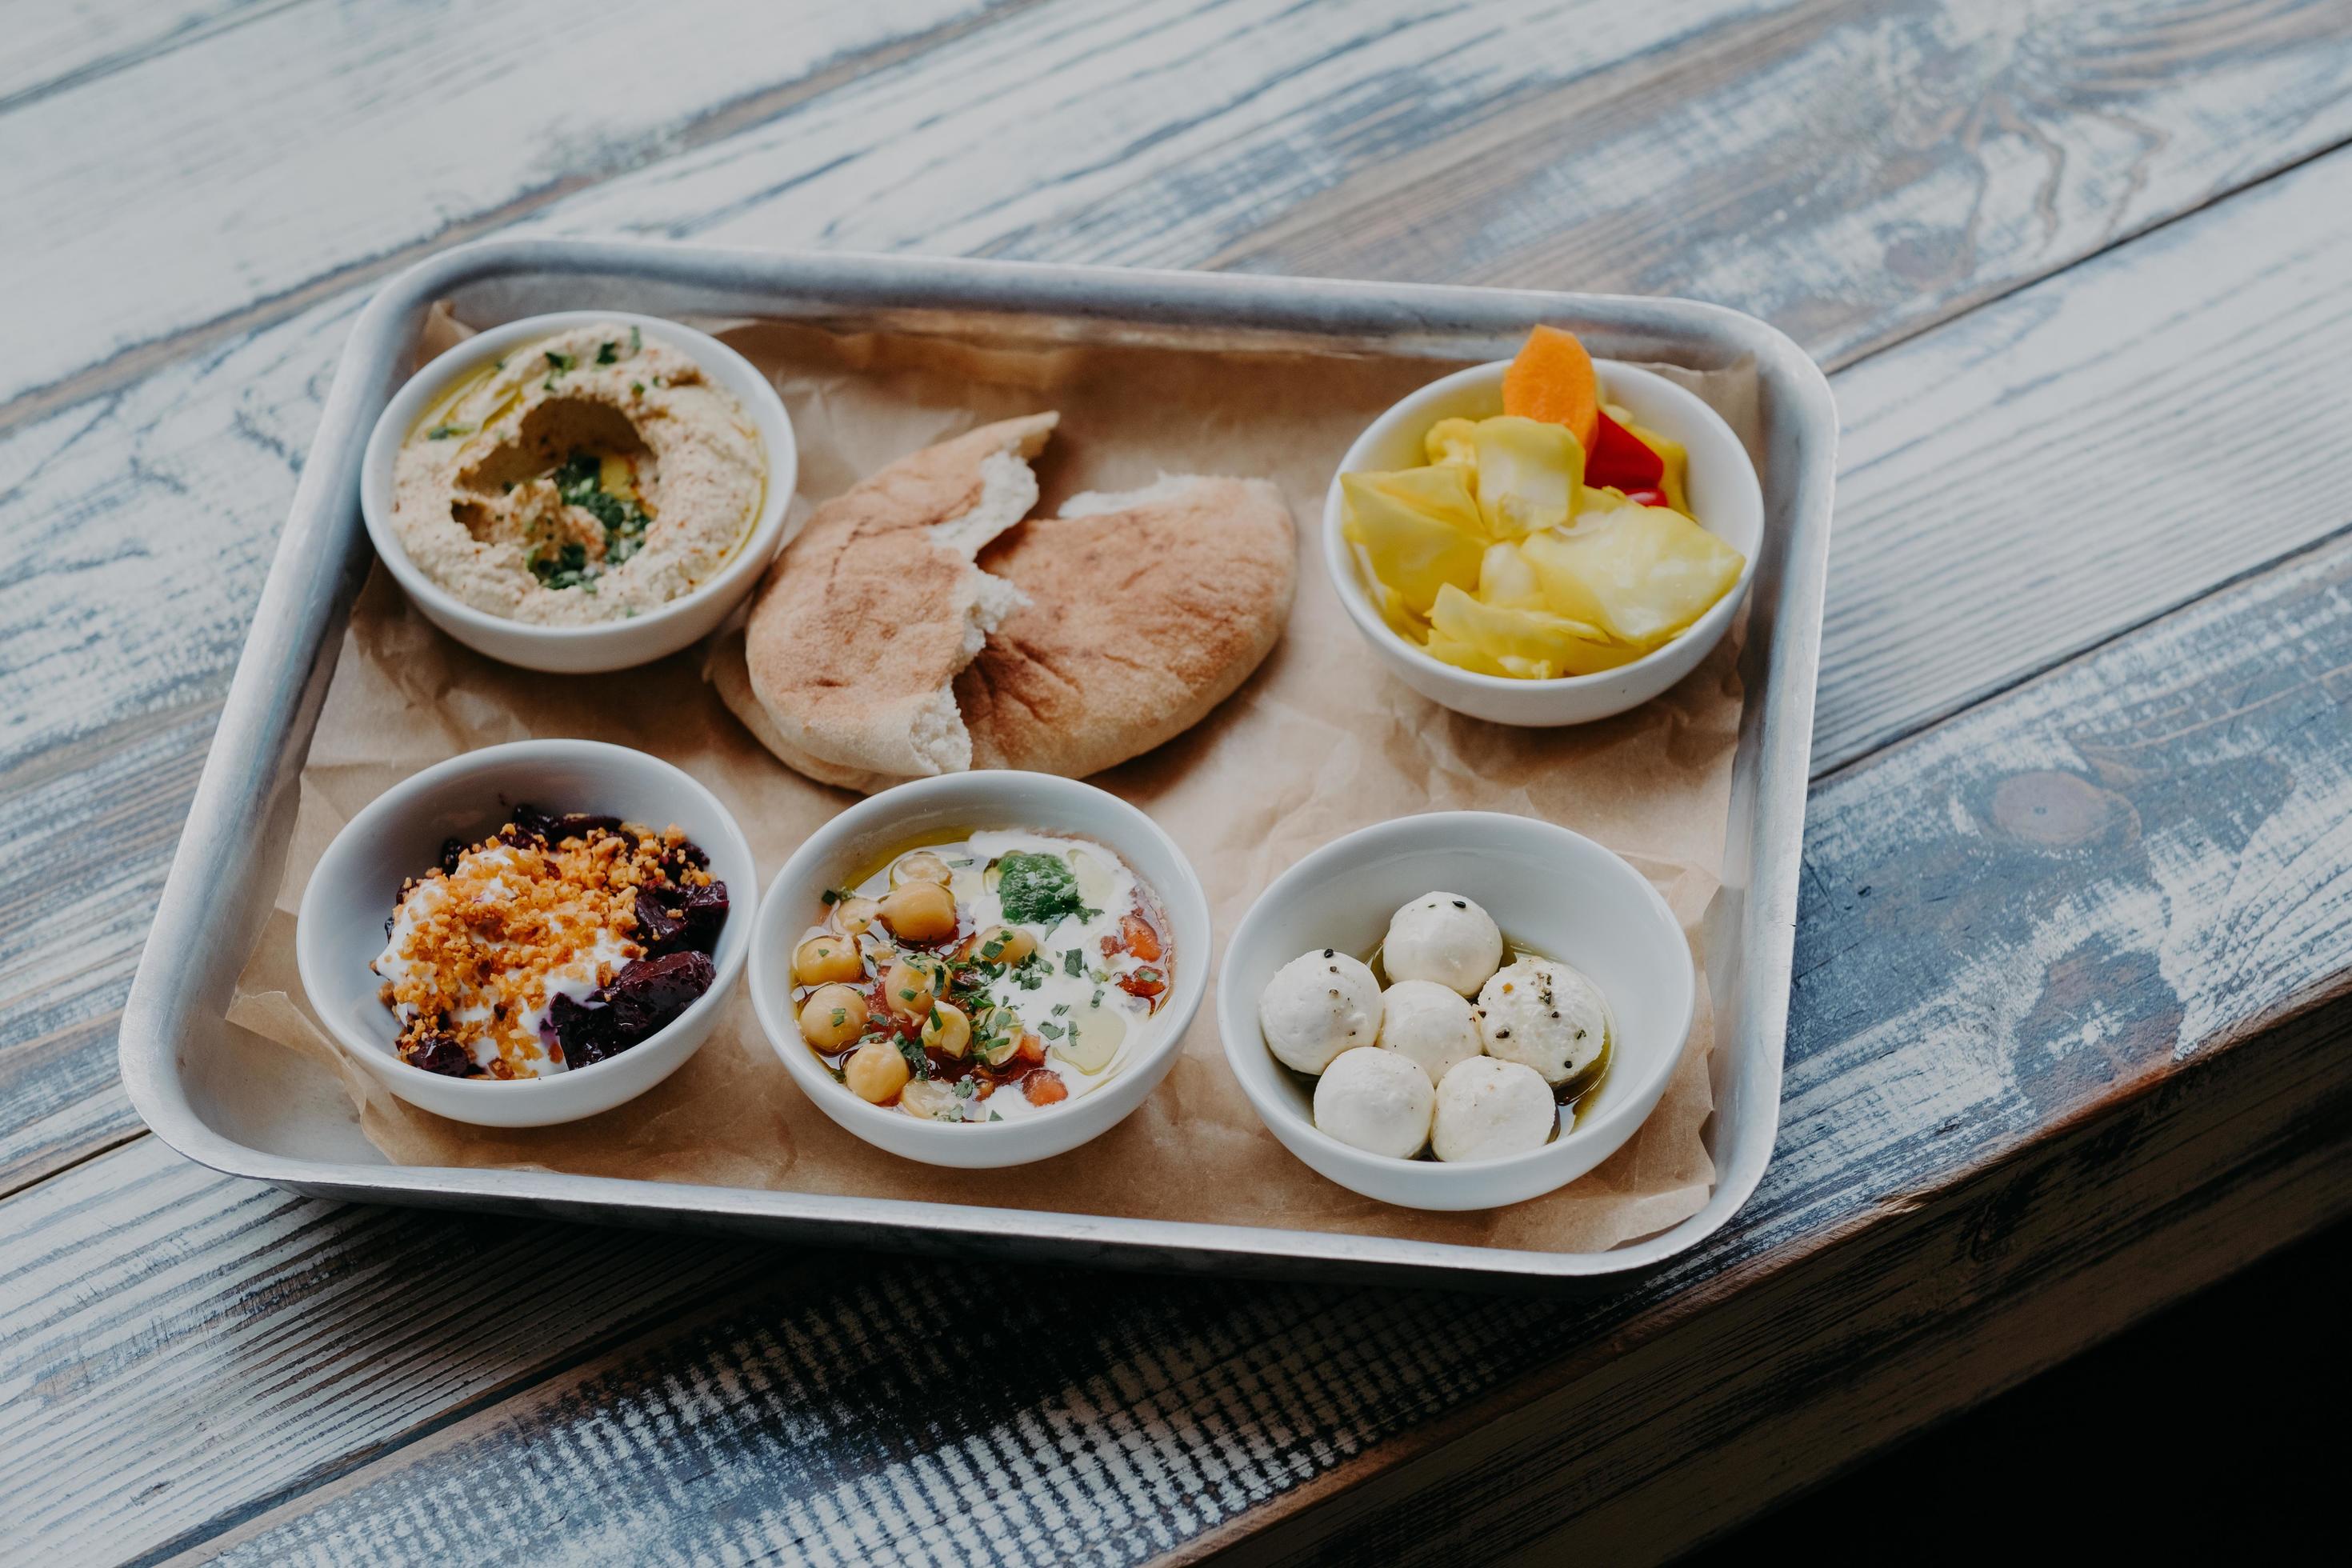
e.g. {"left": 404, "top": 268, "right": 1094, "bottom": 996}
{"left": 361, "top": 310, "right": 797, "bottom": 673}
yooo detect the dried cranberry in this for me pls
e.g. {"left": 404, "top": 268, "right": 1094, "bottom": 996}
{"left": 407, "top": 1034, "right": 476, "bottom": 1077}
{"left": 547, "top": 991, "right": 624, "bottom": 1068}
{"left": 438, "top": 837, "right": 469, "bottom": 874}
{"left": 602, "top": 950, "right": 716, "bottom": 1040}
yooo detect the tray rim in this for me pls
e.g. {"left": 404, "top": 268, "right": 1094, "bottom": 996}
{"left": 118, "top": 237, "right": 1835, "bottom": 1289}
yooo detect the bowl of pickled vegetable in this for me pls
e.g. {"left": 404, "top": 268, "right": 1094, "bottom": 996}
{"left": 1323, "top": 326, "right": 1764, "bottom": 726}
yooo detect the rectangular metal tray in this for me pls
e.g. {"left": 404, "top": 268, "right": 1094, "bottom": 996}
{"left": 119, "top": 239, "right": 1834, "bottom": 1290}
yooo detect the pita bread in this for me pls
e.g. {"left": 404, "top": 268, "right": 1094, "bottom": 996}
{"left": 725, "top": 420, "right": 1296, "bottom": 792}
{"left": 739, "top": 414, "right": 1055, "bottom": 782}
{"left": 960, "top": 475, "right": 1294, "bottom": 779}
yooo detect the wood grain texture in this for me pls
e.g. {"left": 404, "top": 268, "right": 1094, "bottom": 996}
{"left": 1816, "top": 145, "right": 2352, "bottom": 768}
{"left": 12, "top": 526, "right": 2352, "bottom": 1564}
{"left": 0, "top": 0, "right": 282, "bottom": 107}
{"left": 6, "top": 0, "right": 2352, "bottom": 1558}
{"left": 1212, "top": 0, "right": 2352, "bottom": 368}
{"left": 1, "top": 0, "right": 1004, "bottom": 412}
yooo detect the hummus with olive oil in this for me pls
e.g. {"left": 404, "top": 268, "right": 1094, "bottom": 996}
{"left": 391, "top": 323, "right": 762, "bottom": 624}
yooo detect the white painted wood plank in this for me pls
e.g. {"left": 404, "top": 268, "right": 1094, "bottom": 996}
{"left": 1212, "top": 0, "right": 2352, "bottom": 368}
{"left": 11, "top": 524, "right": 2352, "bottom": 1564}
{"left": 1816, "top": 146, "right": 2352, "bottom": 769}
{"left": 0, "top": 0, "right": 280, "bottom": 106}
{"left": 0, "top": 0, "right": 999, "bottom": 406}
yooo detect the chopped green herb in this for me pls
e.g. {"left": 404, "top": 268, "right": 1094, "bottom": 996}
{"left": 551, "top": 448, "right": 650, "bottom": 569}
{"left": 630, "top": 381, "right": 646, "bottom": 396}
{"left": 544, "top": 349, "right": 576, "bottom": 374}
{"left": 1038, "top": 1022, "right": 1065, "bottom": 1040}
{"left": 595, "top": 340, "right": 619, "bottom": 366}
{"left": 424, "top": 422, "right": 474, "bottom": 440}
{"left": 630, "top": 326, "right": 642, "bottom": 354}
{"left": 528, "top": 540, "right": 594, "bottom": 591}
{"left": 1062, "top": 949, "right": 1085, "bottom": 978}
{"left": 829, "top": 1008, "right": 848, "bottom": 1028}
{"left": 894, "top": 1036, "right": 929, "bottom": 1078}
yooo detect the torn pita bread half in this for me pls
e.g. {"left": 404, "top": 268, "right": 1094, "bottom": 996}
{"left": 960, "top": 475, "right": 1295, "bottom": 780}
{"left": 740, "top": 413, "right": 1056, "bottom": 783}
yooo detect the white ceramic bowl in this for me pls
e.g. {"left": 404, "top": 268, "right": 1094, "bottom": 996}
{"left": 1218, "top": 811, "right": 1694, "bottom": 1211}
{"left": 1323, "top": 358, "right": 1762, "bottom": 726}
{"left": 295, "top": 740, "right": 759, "bottom": 1127}
{"left": 360, "top": 310, "right": 798, "bottom": 674}
{"left": 750, "top": 772, "right": 1211, "bottom": 1170}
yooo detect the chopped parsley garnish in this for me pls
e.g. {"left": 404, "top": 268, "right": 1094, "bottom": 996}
{"left": 996, "top": 851, "right": 1094, "bottom": 927}
{"left": 1062, "top": 948, "right": 1086, "bottom": 978}
{"left": 1012, "top": 952, "right": 1050, "bottom": 990}
{"left": 424, "top": 422, "right": 474, "bottom": 440}
{"left": 630, "top": 381, "right": 646, "bottom": 397}
{"left": 547, "top": 448, "right": 651, "bottom": 576}
{"left": 526, "top": 540, "right": 594, "bottom": 590}
{"left": 894, "top": 1036, "right": 929, "bottom": 1078}
{"left": 829, "top": 1008, "right": 849, "bottom": 1028}
{"left": 595, "top": 340, "right": 619, "bottom": 365}
{"left": 544, "top": 349, "right": 576, "bottom": 374}
{"left": 1038, "top": 1022, "right": 1064, "bottom": 1040}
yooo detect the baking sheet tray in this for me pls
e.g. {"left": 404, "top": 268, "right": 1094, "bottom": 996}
{"left": 119, "top": 239, "right": 1834, "bottom": 1290}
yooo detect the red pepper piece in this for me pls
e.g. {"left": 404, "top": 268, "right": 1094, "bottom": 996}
{"left": 1587, "top": 409, "right": 1665, "bottom": 490}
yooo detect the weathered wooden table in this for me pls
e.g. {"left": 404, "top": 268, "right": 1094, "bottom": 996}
{"left": 6, "top": 2, "right": 2350, "bottom": 1562}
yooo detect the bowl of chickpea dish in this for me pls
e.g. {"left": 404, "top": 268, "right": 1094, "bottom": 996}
{"left": 749, "top": 771, "right": 1210, "bottom": 1168}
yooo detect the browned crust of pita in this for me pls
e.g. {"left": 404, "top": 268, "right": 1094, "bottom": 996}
{"left": 957, "top": 477, "right": 1295, "bottom": 778}
{"left": 742, "top": 414, "right": 1055, "bottom": 776}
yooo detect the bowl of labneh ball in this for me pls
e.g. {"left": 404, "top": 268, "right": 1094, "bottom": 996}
{"left": 1218, "top": 811, "right": 1694, "bottom": 1211}
{"left": 360, "top": 310, "right": 797, "bottom": 674}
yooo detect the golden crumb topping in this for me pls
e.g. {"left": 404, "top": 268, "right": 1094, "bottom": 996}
{"left": 374, "top": 819, "right": 696, "bottom": 1077}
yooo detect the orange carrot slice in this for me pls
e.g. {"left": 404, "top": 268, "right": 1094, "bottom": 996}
{"left": 1501, "top": 325, "right": 1600, "bottom": 449}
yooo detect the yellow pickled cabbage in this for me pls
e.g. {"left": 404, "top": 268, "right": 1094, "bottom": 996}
{"left": 1341, "top": 466, "right": 1487, "bottom": 615}
{"left": 1470, "top": 416, "right": 1582, "bottom": 539}
{"left": 1477, "top": 540, "right": 1546, "bottom": 609}
{"left": 1518, "top": 498, "right": 1744, "bottom": 649}
{"left": 1424, "top": 418, "right": 1479, "bottom": 470}
{"left": 1429, "top": 585, "right": 1634, "bottom": 680}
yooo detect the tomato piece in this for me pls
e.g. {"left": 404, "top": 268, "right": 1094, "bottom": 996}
{"left": 1587, "top": 409, "right": 1665, "bottom": 490}
{"left": 1118, "top": 913, "right": 1162, "bottom": 962}
{"left": 1117, "top": 965, "right": 1167, "bottom": 999}
{"left": 1025, "top": 1071, "right": 1069, "bottom": 1106}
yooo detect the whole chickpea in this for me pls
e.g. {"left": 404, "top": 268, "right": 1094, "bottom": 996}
{"left": 842, "top": 1039, "right": 910, "bottom": 1104}
{"left": 967, "top": 924, "right": 1036, "bottom": 968}
{"left": 920, "top": 999, "right": 972, "bottom": 1058}
{"left": 879, "top": 881, "right": 958, "bottom": 943}
{"left": 830, "top": 895, "right": 882, "bottom": 935}
{"left": 890, "top": 850, "right": 953, "bottom": 887}
{"left": 793, "top": 932, "right": 863, "bottom": 986}
{"left": 882, "top": 955, "right": 944, "bottom": 1018}
{"left": 798, "top": 984, "right": 869, "bottom": 1051}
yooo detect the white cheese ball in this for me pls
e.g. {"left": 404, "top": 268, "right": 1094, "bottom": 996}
{"left": 1476, "top": 958, "right": 1607, "bottom": 1086}
{"left": 1259, "top": 949, "right": 1382, "bottom": 1074}
{"left": 1313, "top": 1046, "right": 1435, "bottom": 1158}
{"left": 1433, "top": 1057, "right": 1557, "bottom": 1162}
{"left": 1382, "top": 892, "right": 1502, "bottom": 996}
{"left": 1378, "top": 980, "right": 1483, "bottom": 1086}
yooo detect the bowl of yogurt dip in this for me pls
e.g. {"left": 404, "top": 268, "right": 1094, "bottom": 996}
{"left": 360, "top": 310, "right": 798, "bottom": 673}
{"left": 750, "top": 771, "right": 1210, "bottom": 1169}
{"left": 294, "top": 739, "right": 758, "bottom": 1127}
